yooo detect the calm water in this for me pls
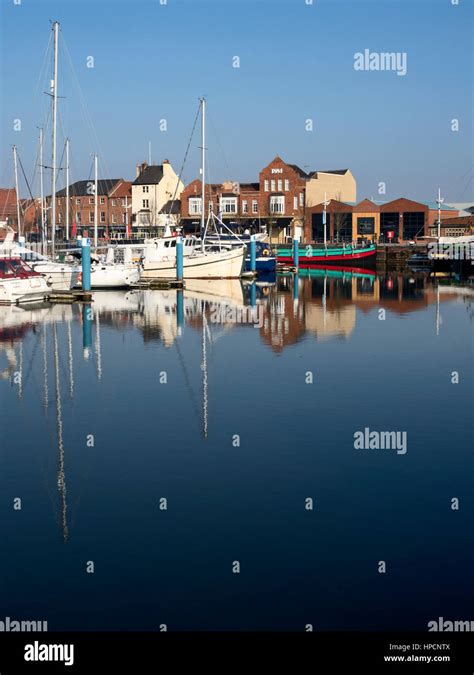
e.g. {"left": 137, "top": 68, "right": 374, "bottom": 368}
{"left": 1, "top": 271, "right": 473, "bottom": 631}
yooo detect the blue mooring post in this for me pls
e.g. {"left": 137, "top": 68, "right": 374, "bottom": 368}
{"left": 250, "top": 234, "right": 257, "bottom": 273}
{"left": 82, "top": 304, "right": 93, "bottom": 359}
{"left": 81, "top": 237, "right": 91, "bottom": 291}
{"left": 176, "top": 236, "right": 183, "bottom": 281}
{"left": 176, "top": 289, "right": 184, "bottom": 331}
{"left": 293, "top": 236, "right": 299, "bottom": 270}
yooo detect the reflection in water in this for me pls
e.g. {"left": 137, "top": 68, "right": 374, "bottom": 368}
{"left": 0, "top": 270, "right": 472, "bottom": 630}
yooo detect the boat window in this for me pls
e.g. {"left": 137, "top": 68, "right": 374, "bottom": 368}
{"left": 171, "top": 240, "right": 176, "bottom": 247}
{"left": 0, "top": 260, "right": 14, "bottom": 276}
{"left": 164, "top": 241, "right": 170, "bottom": 248}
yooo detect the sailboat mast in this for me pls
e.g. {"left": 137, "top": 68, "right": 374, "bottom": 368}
{"left": 39, "top": 128, "right": 45, "bottom": 250}
{"left": 94, "top": 154, "right": 98, "bottom": 248}
{"left": 65, "top": 138, "right": 70, "bottom": 241}
{"left": 51, "top": 20, "right": 60, "bottom": 252}
{"left": 13, "top": 145, "right": 21, "bottom": 237}
{"left": 200, "top": 97, "right": 206, "bottom": 249}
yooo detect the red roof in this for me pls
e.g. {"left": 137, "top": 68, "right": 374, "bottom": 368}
{"left": 109, "top": 180, "right": 132, "bottom": 198}
{"left": 0, "top": 188, "right": 18, "bottom": 217}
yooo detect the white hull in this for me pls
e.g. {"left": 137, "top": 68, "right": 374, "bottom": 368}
{"left": 0, "top": 276, "right": 49, "bottom": 305}
{"left": 32, "top": 262, "right": 81, "bottom": 291}
{"left": 141, "top": 246, "right": 245, "bottom": 279}
{"left": 77, "top": 264, "right": 140, "bottom": 289}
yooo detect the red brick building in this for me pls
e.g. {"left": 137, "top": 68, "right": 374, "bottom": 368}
{"left": 180, "top": 156, "right": 308, "bottom": 242}
{"left": 0, "top": 188, "right": 19, "bottom": 231}
{"left": 46, "top": 178, "right": 131, "bottom": 240}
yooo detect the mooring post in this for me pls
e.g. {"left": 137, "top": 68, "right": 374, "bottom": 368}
{"left": 250, "top": 234, "right": 257, "bottom": 273}
{"left": 176, "top": 236, "right": 184, "bottom": 281}
{"left": 293, "top": 236, "right": 299, "bottom": 270}
{"left": 81, "top": 237, "right": 91, "bottom": 292}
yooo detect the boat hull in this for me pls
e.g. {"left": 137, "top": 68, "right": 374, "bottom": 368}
{"left": 244, "top": 256, "right": 276, "bottom": 273}
{"left": 141, "top": 246, "right": 245, "bottom": 279}
{"left": 0, "top": 276, "right": 49, "bottom": 305}
{"left": 277, "top": 244, "right": 376, "bottom": 267}
{"left": 32, "top": 262, "right": 81, "bottom": 291}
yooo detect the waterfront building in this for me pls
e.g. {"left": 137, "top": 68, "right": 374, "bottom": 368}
{"left": 131, "top": 160, "right": 184, "bottom": 237}
{"left": 0, "top": 188, "right": 18, "bottom": 230}
{"left": 305, "top": 169, "right": 357, "bottom": 209}
{"left": 305, "top": 197, "right": 459, "bottom": 243}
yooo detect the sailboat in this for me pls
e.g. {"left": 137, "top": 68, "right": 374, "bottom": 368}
{"left": 140, "top": 98, "right": 246, "bottom": 280}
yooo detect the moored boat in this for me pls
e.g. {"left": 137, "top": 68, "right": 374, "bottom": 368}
{"left": 0, "top": 256, "right": 49, "bottom": 305}
{"left": 277, "top": 242, "right": 376, "bottom": 267}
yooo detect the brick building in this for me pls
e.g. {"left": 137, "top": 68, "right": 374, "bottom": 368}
{"left": 46, "top": 178, "right": 132, "bottom": 240}
{"left": 305, "top": 197, "right": 459, "bottom": 243}
{"left": 0, "top": 188, "right": 19, "bottom": 231}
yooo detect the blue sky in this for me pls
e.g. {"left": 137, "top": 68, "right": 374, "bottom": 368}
{"left": 0, "top": 0, "right": 472, "bottom": 202}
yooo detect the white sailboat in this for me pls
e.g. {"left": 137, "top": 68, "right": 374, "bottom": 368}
{"left": 140, "top": 98, "right": 246, "bottom": 280}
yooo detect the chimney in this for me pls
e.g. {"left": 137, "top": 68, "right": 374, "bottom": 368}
{"left": 136, "top": 163, "right": 141, "bottom": 178}
{"left": 163, "top": 159, "right": 169, "bottom": 164}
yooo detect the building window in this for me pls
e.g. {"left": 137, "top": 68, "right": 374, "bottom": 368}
{"left": 142, "top": 199, "right": 149, "bottom": 208}
{"left": 299, "top": 193, "right": 304, "bottom": 207}
{"left": 270, "top": 180, "right": 276, "bottom": 192}
{"left": 293, "top": 196, "right": 298, "bottom": 210}
{"left": 142, "top": 185, "right": 149, "bottom": 193}
{"left": 219, "top": 197, "right": 238, "bottom": 214}
{"left": 75, "top": 198, "right": 81, "bottom": 205}
{"left": 111, "top": 199, "right": 116, "bottom": 206}
{"left": 112, "top": 214, "right": 117, "bottom": 224}
{"left": 76, "top": 212, "right": 81, "bottom": 223}
{"left": 139, "top": 212, "right": 149, "bottom": 225}
{"left": 264, "top": 180, "right": 269, "bottom": 192}
{"left": 100, "top": 211, "right": 106, "bottom": 223}
{"left": 284, "top": 179, "right": 289, "bottom": 191}
{"left": 252, "top": 200, "right": 258, "bottom": 214}
{"left": 89, "top": 212, "right": 94, "bottom": 223}
{"left": 242, "top": 200, "right": 248, "bottom": 214}
{"left": 270, "top": 196, "right": 285, "bottom": 214}
{"left": 357, "top": 217, "right": 375, "bottom": 235}
{"left": 123, "top": 212, "right": 128, "bottom": 225}
{"left": 189, "top": 197, "right": 202, "bottom": 215}
{"left": 122, "top": 198, "right": 127, "bottom": 206}
{"left": 100, "top": 197, "right": 105, "bottom": 205}
{"left": 89, "top": 197, "right": 94, "bottom": 205}
{"left": 277, "top": 179, "right": 283, "bottom": 191}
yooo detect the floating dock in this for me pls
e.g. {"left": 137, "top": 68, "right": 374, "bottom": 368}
{"left": 44, "top": 289, "right": 93, "bottom": 304}
{"left": 130, "top": 279, "right": 186, "bottom": 290}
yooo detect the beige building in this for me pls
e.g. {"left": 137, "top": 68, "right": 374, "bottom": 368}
{"left": 132, "top": 160, "right": 184, "bottom": 233}
{"left": 305, "top": 169, "right": 356, "bottom": 209}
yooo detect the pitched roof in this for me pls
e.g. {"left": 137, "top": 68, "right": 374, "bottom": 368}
{"left": 311, "top": 169, "right": 349, "bottom": 177}
{"left": 287, "top": 164, "right": 310, "bottom": 178}
{"left": 159, "top": 200, "right": 181, "bottom": 215}
{"left": 109, "top": 180, "right": 132, "bottom": 198}
{"left": 54, "top": 179, "right": 122, "bottom": 198}
{"left": 0, "top": 188, "right": 18, "bottom": 215}
{"left": 353, "top": 198, "right": 380, "bottom": 212}
{"left": 133, "top": 165, "right": 164, "bottom": 185}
